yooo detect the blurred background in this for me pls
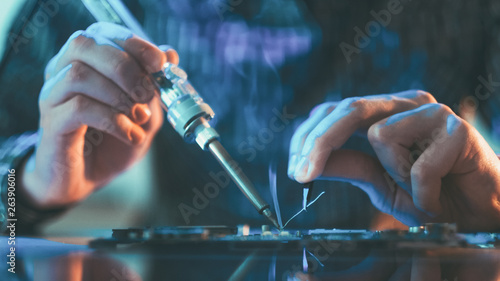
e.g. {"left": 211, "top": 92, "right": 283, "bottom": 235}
{"left": 1, "top": 0, "right": 500, "bottom": 236}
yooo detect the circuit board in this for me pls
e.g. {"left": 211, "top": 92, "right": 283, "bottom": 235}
{"left": 89, "top": 223, "right": 500, "bottom": 250}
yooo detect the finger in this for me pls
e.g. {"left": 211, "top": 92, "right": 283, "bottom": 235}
{"left": 49, "top": 30, "right": 157, "bottom": 104}
{"left": 288, "top": 102, "right": 336, "bottom": 178}
{"left": 45, "top": 23, "right": 170, "bottom": 79}
{"left": 411, "top": 116, "right": 465, "bottom": 215}
{"left": 82, "top": 22, "right": 168, "bottom": 73}
{"left": 294, "top": 90, "right": 436, "bottom": 183}
{"left": 43, "top": 94, "right": 146, "bottom": 146}
{"left": 40, "top": 62, "right": 151, "bottom": 125}
{"left": 367, "top": 103, "right": 451, "bottom": 192}
{"left": 368, "top": 103, "right": 463, "bottom": 215}
{"left": 321, "top": 149, "right": 431, "bottom": 226}
{"left": 131, "top": 95, "right": 164, "bottom": 146}
{"left": 159, "top": 45, "right": 180, "bottom": 65}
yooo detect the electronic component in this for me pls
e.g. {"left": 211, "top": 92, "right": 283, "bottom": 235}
{"left": 90, "top": 223, "right": 500, "bottom": 250}
{"left": 302, "top": 182, "right": 314, "bottom": 210}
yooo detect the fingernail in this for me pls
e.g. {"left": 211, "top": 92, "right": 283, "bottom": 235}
{"left": 132, "top": 104, "right": 151, "bottom": 125}
{"left": 288, "top": 154, "right": 298, "bottom": 178}
{"left": 294, "top": 157, "right": 309, "bottom": 182}
{"left": 129, "top": 127, "right": 145, "bottom": 145}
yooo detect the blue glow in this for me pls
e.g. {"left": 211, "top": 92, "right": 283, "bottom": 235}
{"left": 381, "top": 29, "right": 400, "bottom": 49}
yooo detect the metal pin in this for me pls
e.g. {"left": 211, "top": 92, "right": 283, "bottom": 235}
{"left": 302, "top": 182, "right": 314, "bottom": 211}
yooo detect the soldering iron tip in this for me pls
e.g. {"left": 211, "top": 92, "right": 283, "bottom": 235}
{"left": 263, "top": 208, "right": 281, "bottom": 230}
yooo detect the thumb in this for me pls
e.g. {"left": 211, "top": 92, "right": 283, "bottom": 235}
{"left": 321, "top": 149, "right": 427, "bottom": 225}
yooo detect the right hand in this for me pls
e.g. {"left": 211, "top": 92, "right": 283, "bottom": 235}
{"left": 20, "top": 22, "right": 179, "bottom": 208}
{"left": 287, "top": 90, "right": 500, "bottom": 232}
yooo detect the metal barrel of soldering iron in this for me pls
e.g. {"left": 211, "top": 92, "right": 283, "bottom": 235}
{"left": 153, "top": 64, "right": 279, "bottom": 228}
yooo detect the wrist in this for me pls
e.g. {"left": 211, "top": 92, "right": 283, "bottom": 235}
{"left": 19, "top": 153, "right": 68, "bottom": 209}
{"left": 18, "top": 152, "right": 50, "bottom": 209}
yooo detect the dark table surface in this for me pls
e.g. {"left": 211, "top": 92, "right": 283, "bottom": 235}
{"left": 2, "top": 230, "right": 500, "bottom": 281}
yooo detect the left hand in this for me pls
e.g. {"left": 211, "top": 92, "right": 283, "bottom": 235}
{"left": 288, "top": 90, "right": 500, "bottom": 231}
{"left": 20, "top": 22, "right": 178, "bottom": 208}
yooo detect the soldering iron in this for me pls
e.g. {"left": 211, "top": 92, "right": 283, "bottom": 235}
{"left": 81, "top": 0, "right": 280, "bottom": 229}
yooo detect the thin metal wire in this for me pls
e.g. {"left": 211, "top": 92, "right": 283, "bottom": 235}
{"left": 283, "top": 191, "right": 326, "bottom": 229}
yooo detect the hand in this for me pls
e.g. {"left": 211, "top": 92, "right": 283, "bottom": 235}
{"left": 20, "top": 22, "right": 179, "bottom": 208}
{"left": 288, "top": 90, "right": 500, "bottom": 231}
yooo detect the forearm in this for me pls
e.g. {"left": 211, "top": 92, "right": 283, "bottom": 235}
{"left": 0, "top": 132, "right": 69, "bottom": 235}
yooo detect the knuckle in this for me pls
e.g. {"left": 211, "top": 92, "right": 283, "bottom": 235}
{"left": 367, "top": 123, "right": 387, "bottom": 146}
{"left": 415, "top": 90, "right": 437, "bottom": 104}
{"left": 410, "top": 164, "right": 426, "bottom": 183}
{"left": 114, "top": 95, "right": 134, "bottom": 113}
{"left": 69, "top": 33, "right": 94, "bottom": 52}
{"left": 113, "top": 52, "right": 134, "bottom": 79}
{"left": 71, "top": 95, "right": 91, "bottom": 113}
{"left": 113, "top": 112, "right": 131, "bottom": 131}
{"left": 342, "top": 97, "right": 368, "bottom": 119}
{"left": 66, "top": 61, "right": 90, "bottom": 83}
{"left": 423, "top": 103, "right": 453, "bottom": 116}
{"left": 343, "top": 96, "right": 362, "bottom": 107}
{"left": 446, "top": 114, "right": 467, "bottom": 135}
{"left": 435, "top": 103, "right": 453, "bottom": 114}
{"left": 140, "top": 45, "right": 165, "bottom": 72}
